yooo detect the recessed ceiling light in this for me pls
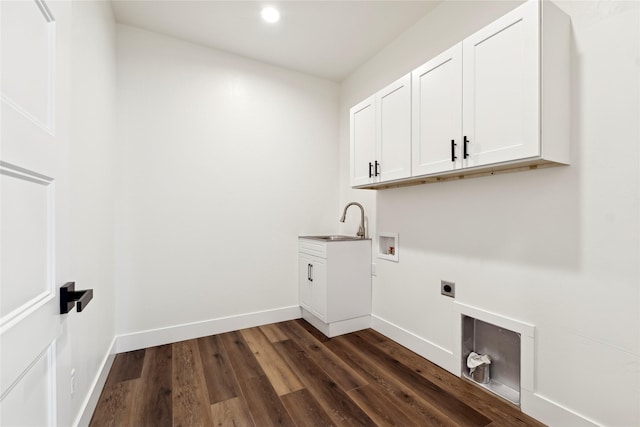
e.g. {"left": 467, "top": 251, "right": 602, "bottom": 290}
{"left": 261, "top": 6, "right": 280, "bottom": 23}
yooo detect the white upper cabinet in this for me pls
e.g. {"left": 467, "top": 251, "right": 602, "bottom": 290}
{"left": 462, "top": 0, "right": 540, "bottom": 167}
{"left": 350, "top": 95, "right": 376, "bottom": 187}
{"left": 350, "top": 0, "right": 570, "bottom": 189}
{"left": 350, "top": 74, "right": 411, "bottom": 187}
{"left": 412, "top": 44, "right": 463, "bottom": 176}
{"left": 376, "top": 74, "right": 412, "bottom": 182}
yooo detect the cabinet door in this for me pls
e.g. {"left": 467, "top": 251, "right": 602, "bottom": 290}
{"left": 308, "top": 257, "right": 327, "bottom": 322}
{"left": 376, "top": 73, "right": 411, "bottom": 182}
{"left": 350, "top": 96, "right": 376, "bottom": 187}
{"left": 462, "top": 0, "right": 540, "bottom": 168}
{"left": 412, "top": 44, "right": 462, "bottom": 176}
{"left": 298, "top": 254, "right": 313, "bottom": 311}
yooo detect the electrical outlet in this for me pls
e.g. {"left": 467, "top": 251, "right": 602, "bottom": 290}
{"left": 70, "top": 369, "right": 76, "bottom": 398}
{"left": 371, "top": 263, "right": 377, "bottom": 276}
{"left": 441, "top": 280, "right": 455, "bottom": 298}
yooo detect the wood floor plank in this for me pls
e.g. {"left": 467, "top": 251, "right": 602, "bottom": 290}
{"left": 279, "top": 320, "right": 368, "bottom": 392}
{"left": 239, "top": 374, "right": 296, "bottom": 427}
{"left": 354, "top": 328, "right": 389, "bottom": 345}
{"left": 220, "top": 330, "right": 295, "bottom": 426}
{"left": 197, "top": 335, "right": 241, "bottom": 404}
{"left": 173, "top": 340, "right": 214, "bottom": 427}
{"left": 259, "top": 323, "right": 290, "bottom": 343}
{"left": 374, "top": 339, "right": 545, "bottom": 427}
{"left": 131, "top": 344, "right": 173, "bottom": 427}
{"left": 274, "top": 338, "right": 375, "bottom": 426}
{"left": 219, "top": 330, "right": 264, "bottom": 381}
{"left": 346, "top": 385, "right": 419, "bottom": 427}
{"left": 280, "top": 388, "right": 335, "bottom": 427}
{"left": 326, "top": 336, "right": 459, "bottom": 427}
{"left": 348, "top": 331, "right": 491, "bottom": 426}
{"left": 294, "top": 318, "right": 330, "bottom": 342}
{"left": 90, "top": 379, "right": 139, "bottom": 427}
{"left": 240, "top": 327, "right": 304, "bottom": 396}
{"left": 210, "top": 397, "right": 256, "bottom": 427}
{"left": 107, "top": 349, "right": 146, "bottom": 384}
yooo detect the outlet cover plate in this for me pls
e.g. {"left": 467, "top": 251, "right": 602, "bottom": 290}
{"left": 441, "top": 280, "right": 455, "bottom": 298}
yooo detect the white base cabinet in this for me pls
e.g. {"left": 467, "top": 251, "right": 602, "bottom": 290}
{"left": 298, "top": 237, "right": 371, "bottom": 337}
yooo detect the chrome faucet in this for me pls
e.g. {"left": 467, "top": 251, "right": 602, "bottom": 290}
{"left": 340, "top": 202, "right": 366, "bottom": 238}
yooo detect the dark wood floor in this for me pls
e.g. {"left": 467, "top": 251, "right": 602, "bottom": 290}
{"left": 90, "top": 319, "right": 544, "bottom": 427}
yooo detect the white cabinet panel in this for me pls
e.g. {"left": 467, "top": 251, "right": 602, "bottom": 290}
{"left": 377, "top": 74, "right": 411, "bottom": 182}
{"left": 412, "top": 44, "right": 462, "bottom": 176}
{"left": 350, "top": 74, "right": 411, "bottom": 187}
{"left": 462, "top": 0, "right": 540, "bottom": 167}
{"left": 350, "top": 96, "right": 376, "bottom": 187}
{"left": 298, "top": 253, "right": 312, "bottom": 312}
{"left": 308, "top": 257, "right": 327, "bottom": 321}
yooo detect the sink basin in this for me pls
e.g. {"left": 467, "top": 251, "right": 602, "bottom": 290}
{"left": 301, "top": 235, "right": 365, "bottom": 241}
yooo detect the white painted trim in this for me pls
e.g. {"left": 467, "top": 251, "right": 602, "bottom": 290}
{"left": 115, "top": 306, "right": 302, "bottom": 353}
{"left": 301, "top": 309, "right": 370, "bottom": 337}
{"left": 74, "top": 336, "right": 117, "bottom": 427}
{"left": 522, "top": 390, "right": 600, "bottom": 427}
{"left": 370, "top": 314, "right": 457, "bottom": 374}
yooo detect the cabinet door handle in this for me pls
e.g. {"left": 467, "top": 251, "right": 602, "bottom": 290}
{"left": 374, "top": 160, "right": 380, "bottom": 176}
{"left": 368, "top": 162, "right": 373, "bottom": 178}
{"left": 464, "top": 136, "right": 469, "bottom": 159}
{"left": 451, "top": 140, "right": 457, "bottom": 162}
{"left": 308, "top": 263, "right": 313, "bottom": 282}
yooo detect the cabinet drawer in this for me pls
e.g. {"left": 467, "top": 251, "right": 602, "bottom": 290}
{"left": 299, "top": 238, "right": 327, "bottom": 258}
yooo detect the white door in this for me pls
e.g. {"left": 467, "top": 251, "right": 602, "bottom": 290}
{"left": 1, "top": 1, "right": 70, "bottom": 425}
{"left": 412, "top": 44, "right": 462, "bottom": 176}
{"left": 462, "top": 0, "right": 540, "bottom": 168}
{"left": 376, "top": 73, "right": 411, "bottom": 183}
{"left": 349, "top": 95, "right": 375, "bottom": 187}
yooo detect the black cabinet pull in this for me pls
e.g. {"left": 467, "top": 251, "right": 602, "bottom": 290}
{"left": 451, "top": 140, "right": 457, "bottom": 162}
{"left": 60, "top": 282, "right": 93, "bottom": 314}
{"left": 374, "top": 160, "right": 380, "bottom": 176}
{"left": 464, "top": 136, "right": 469, "bottom": 159}
{"left": 309, "top": 264, "right": 313, "bottom": 282}
{"left": 368, "top": 162, "right": 373, "bottom": 178}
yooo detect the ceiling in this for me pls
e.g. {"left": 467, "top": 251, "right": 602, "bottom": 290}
{"left": 111, "top": 1, "right": 441, "bottom": 82}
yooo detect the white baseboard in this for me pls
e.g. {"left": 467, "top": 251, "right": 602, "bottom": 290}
{"left": 370, "top": 314, "right": 457, "bottom": 374}
{"left": 115, "top": 306, "right": 302, "bottom": 353}
{"left": 74, "top": 337, "right": 117, "bottom": 427}
{"left": 371, "top": 313, "right": 599, "bottom": 427}
{"left": 301, "top": 309, "right": 370, "bottom": 337}
{"left": 522, "top": 390, "right": 600, "bottom": 427}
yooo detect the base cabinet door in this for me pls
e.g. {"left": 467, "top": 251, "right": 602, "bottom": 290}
{"left": 298, "top": 254, "right": 313, "bottom": 312}
{"left": 298, "top": 252, "right": 327, "bottom": 322}
{"left": 308, "top": 257, "right": 327, "bottom": 322}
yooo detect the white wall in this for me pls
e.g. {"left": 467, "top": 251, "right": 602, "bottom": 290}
{"left": 62, "top": 1, "right": 117, "bottom": 425}
{"left": 340, "top": 1, "right": 640, "bottom": 426}
{"left": 115, "top": 25, "right": 340, "bottom": 340}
